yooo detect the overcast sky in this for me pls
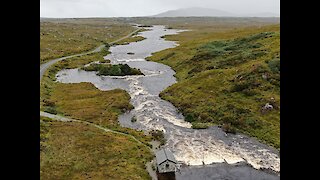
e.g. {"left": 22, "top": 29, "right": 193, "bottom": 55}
{"left": 40, "top": 0, "right": 280, "bottom": 18}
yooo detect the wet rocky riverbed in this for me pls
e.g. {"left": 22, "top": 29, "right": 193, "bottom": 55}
{"left": 56, "top": 25, "right": 280, "bottom": 179}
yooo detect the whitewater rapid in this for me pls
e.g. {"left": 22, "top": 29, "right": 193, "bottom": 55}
{"left": 56, "top": 25, "right": 280, "bottom": 174}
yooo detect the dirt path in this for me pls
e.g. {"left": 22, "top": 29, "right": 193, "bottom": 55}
{"left": 146, "top": 160, "right": 157, "bottom": 180}
{"left": 39, "top": 26, "right": 159, "bottom": 178}
{"left": 40, "top": 27, "right": 142, "bottom": 81}
{"left": 40, "top": 111, "right": 151, "bottom": 150}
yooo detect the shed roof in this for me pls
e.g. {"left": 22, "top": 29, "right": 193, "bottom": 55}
{"left": 155, "top": 148, "right": 177, "bottom": 165}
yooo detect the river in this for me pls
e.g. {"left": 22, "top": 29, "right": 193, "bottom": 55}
{"left": 56, "top": 25, "right": 280, "bottom": 179}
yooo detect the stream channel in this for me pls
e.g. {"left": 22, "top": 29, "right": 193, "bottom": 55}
{"left": 56, "top": 25, "right": 280, "bottom": 179}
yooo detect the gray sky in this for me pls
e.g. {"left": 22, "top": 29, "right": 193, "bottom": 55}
{"left": 40, "top": 0, "right": 280, "bottom": 18}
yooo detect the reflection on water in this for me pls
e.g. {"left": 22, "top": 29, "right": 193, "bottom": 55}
{"left": 56, "top": 25, "right": 280, "bottom": 177}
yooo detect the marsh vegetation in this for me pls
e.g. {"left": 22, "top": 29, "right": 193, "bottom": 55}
{"left": 40, "top": 116, "right": 153, "bottom": 179}
{"left": 82, "top": 63, "right": 143, "bottom": 76}
{"left": 147, "top": 21, "right": 280, "bottom": 148}
{"left": 40, "top": 18, "right": 136, "bottom": 64}
{"left": 40, "top": 35, "right": 154, "bottom": 179}
{"left": 40, "top": 17, "right": 280, "bottom": 179}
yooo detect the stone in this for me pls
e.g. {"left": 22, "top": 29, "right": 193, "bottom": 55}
{"left": 265, "top": 103, "right": 273, "bottom": 109}
{"left": 262, "top": 73, "right": 268, "bottom": 79}
{"left": 261, "top": 103, "right": 274, "bottom": 114}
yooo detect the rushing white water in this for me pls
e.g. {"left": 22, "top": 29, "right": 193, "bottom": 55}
{"left": 56, "top": 25, "right": 280, "bottom": 174}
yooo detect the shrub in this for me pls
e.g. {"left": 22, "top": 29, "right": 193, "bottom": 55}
{"left": 120, "top": 64, "right": 132, "bottom": 74}
{"left": 242, "top": 89, "right": 257, "bottom": 96}
{"left": 222, "top": 123, "right": 236, "bottom": 134}
{"left": 245, "top": 118, "right": 261, "bottom": 128}
{"left": 108, "top": 65, "right": 122, "bottom": 75}
{"left": 83, "top": 63, "right": 143, "bottom": 76}
{"left": 268, "top": 58, "right": 280, "bottom": 73}
{"left": 43, "top": 99, "right": 55, "bottom": 107}
{"left": 230, "top": 82, "right": 250, "bottom": 92}
{"left": 191, "top": 123, "right": 209, "bottom": 129}
{"left": 43, "top": 106, "right": 58, "bottom": 115}
{"left": 150, "top": 130, "right": 166, "bottom": 145}
{"left": 220, "top": 116, "right": 235, "bottom": 124}
{"left": 99, "top": 59, "right": 109, "bottom": 63}
{"left": 185, "top": 113, "right": 196, "bottom": 122}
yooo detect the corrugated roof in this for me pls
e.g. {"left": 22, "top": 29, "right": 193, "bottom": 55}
{"left": 155, "top": 148, "right": 177, "bottom": 165}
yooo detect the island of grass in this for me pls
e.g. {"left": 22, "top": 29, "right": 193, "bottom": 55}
{"left": 82, "top": 63, "right": 143, "bottom": 76}
{"left": 114, "top": 36, "right": 146, "bottom": 45}
{"left": 137, "top": 25, "right": 153, "bottom": 28}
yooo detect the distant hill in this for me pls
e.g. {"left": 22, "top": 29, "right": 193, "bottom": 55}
{"left": 153, "top": 7, "right": 235, "bottom": 17}
{"left": 153, "top": 7, "right": 279, "bottom": 17}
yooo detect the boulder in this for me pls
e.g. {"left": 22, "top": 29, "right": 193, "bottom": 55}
{"left": 261, "top": 103, "right": 273, "bottom": 113}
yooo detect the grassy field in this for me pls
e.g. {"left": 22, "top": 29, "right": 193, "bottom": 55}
{"left": 40, "top": 48, "right": 109, "bottom": 110}
{"left": 147, "top": 22, "right": 280, "bottom": 149}
{"left": 40, "top": 17, "right": 280, "bottom": 178}
{"left": 40, "top": 46, "right": 155, "bottom": 144}
{"left": 40, "top": 18, "right": 136, "bottom": 64}
{"left": 40, "top": 116, "right": 153, "bottom": 179}
{"left": 131, "top": 17, "right": 279, "bottom": 31}
{"left": 40, "top": 40, "right": 155, "bottom": 179}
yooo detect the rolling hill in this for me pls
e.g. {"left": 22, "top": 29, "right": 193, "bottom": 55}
{"left": 153, "top": 7, "right": 279, "bottom": 17}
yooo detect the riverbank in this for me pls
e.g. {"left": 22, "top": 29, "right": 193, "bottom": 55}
{"left": 56, "top": 25, "right": 280, "bottom": 177}
{"left": 40, "top": 33, "right": 157, "bottom": 179}
{"left": 147, "top": 24, "right": 280, "bottom": 149}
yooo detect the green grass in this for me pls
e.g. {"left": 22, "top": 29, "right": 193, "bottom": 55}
{"left": 82, "top": 63, "right": 143, "bottom": 76}
{"left": 40, "top": 44, "right": 154, "bottom": 179}
{"left": 40, "top": 18, "right": 136, "bottom": 64}
{"left": 150, "top": 130, "right": 166, "bottom": 146}
{"left": 40, "top": 18, "right": 280, "bottom": 178}
{"left": 40, "top": 116, "right": 153, "bottom": 180}
{"left": 40, "top": 47, "right": 110, "bottom": 111}
{"left": 148, "top": 24, "right": 280, "bottom": 149}
{"left": 114, "top": 35, "right": 146, "bottom": 45}
{"left": 191, "top": 122, "right": 213, "bottom": 129}
{"left": 41, "top": 47, "right": 153, "bottom": 145}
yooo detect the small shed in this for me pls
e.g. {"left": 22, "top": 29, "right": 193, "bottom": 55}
{"left": 155, "top": 148, "right": 177, "bottom": 173}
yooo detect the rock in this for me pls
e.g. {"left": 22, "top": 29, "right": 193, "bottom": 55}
{"left": 265, "top": 103, "right": 273, "bottom": 109}
{"left": 262, "top": 74, "right": 268, "bottom": 79}
{"left": 261, "top": 103, "right": 273, "bottom": 113}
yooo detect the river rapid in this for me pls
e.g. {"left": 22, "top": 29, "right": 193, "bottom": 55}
{"left": 56, "top": 25, "right": 280, "bottom": 178}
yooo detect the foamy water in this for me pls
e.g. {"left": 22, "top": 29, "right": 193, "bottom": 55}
{"left": 56, "top": 25, "right": 280, "bottom": 174}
